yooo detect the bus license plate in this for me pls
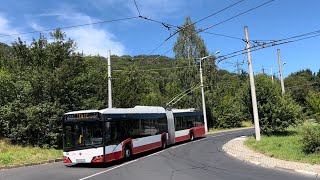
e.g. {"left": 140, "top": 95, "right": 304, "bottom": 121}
{"left": 76, "top": 159, "right": 86, "bottom": 163}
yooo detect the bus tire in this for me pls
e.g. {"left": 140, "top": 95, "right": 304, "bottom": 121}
{"left": 190, "top": 131, "right": 194, "bottom": 141}
{"left": 123, "top": 145, "right": 132, "bottom": 161}
{"left": 161, "top": 137, "right": 167, "bottom": 149}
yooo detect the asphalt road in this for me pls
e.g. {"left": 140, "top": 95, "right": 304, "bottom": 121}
{"left": 0, "top": 129, "right": 315, "bottom": 180}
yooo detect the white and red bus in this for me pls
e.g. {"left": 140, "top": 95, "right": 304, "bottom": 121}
{"left": 62, "top": 106, "right": 205, "bottom": 164}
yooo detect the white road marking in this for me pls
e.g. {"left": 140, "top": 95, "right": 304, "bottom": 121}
{"left": 78, "top": 129, "right": 251, "bottom": 180}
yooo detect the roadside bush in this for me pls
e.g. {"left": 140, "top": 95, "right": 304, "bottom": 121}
{"left": 306, "top": 91, "right": 320, "bottom": 121}
{"left": 302, "top": 125, "right": 320, "bottom": 154}
{"left": 243, "top": 74, "right": 303, "bottom": 134}
{"left": 211, "top": 94, "right": 244, "bottom": 128}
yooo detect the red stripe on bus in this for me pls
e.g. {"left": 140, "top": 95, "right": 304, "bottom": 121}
{"left": 193, "top": 126, "right": 205, "bottom": 138}
{"left": 105, "top": 151, "right": 123, "bottom": 162}
{"left": 175, "top": 135, "right": 190, "bottom": 142}
{"left": 133, "top": 141, "right": 161, "bottom": 154}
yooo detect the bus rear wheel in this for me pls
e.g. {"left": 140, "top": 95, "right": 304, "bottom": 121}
{"left": 123, "top": 145, "right": 132, "bottom": 161}
{"left": 161, "top": 138, "right": 167, "bottom": 149}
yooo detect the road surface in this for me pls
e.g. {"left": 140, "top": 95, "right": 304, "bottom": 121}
{"left": 0, "top": 129, "right": 314, "bottom": 180}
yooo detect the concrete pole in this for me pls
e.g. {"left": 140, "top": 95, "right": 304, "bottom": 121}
{"left": 107, "top": 50, "right": 112, "bottom": 108}
{"left": 277, "top": 49, "right": 285, "bottom": 94}
{"left": 244, "top": 26, "right": 261, "bottom": 141}
{"left": 236, "top": 59, "right": 240, "bottom": 74}
{"left": 199, "top": 59, "right": 208, "bottom": 133}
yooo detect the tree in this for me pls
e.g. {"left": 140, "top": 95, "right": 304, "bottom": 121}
{"left": 306, "top": 91, "right": 320, "bottom": 121}
{"left": 285, "top": 69, "right": 315, "bottom": 108}
{"left": 243, "top": 74, "right": 302, "bottom": 134}
{"left": 173, "top": 17, "right": 209, "bottom": 59}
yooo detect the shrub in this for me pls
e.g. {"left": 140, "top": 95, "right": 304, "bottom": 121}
{"left": 301, "top": 125, "right": 320, "bottom": 154}
{"left": 306, "top": 91, "right": 320, "bottom": 121}
{"left": 211, "top": 94, "right": 244, "bottom": 128}
{"left": 243, "top": 74, "right": 303, "bottom": 134}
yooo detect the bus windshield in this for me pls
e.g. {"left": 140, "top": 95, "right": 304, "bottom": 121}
{"left": 63, "top": 121, "right": 103, "bottom": 151}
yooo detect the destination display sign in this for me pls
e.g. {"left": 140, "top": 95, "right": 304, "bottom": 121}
{"left": 65, "top": 112, "right": 99, "bottom": 121}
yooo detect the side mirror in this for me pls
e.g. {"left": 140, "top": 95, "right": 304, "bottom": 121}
{"left": 79, "top": 135, "right": 83, "bottom": 144}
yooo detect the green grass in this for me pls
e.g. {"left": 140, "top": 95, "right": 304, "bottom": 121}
{"left": 208, "top": 121, "right": 253, "bottom": 133}
{"left": 245, "top": 123, "right": 320, "bottom": 164}
{"left": 241, "top": 121, "right": 253, "bottom": 127}
{"left": 0, "top": 139, "right": 62, "bottom": 167}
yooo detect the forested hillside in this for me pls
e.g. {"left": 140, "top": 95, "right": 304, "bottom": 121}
{"left": 0, "top": 28, "right": 319, "bottom": 148}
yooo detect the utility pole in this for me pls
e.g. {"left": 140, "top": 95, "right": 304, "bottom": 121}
{"left": 271, "top": 67, "right": 275, "bottom": 83}
{"left": 244, "top": 26, "right": 261, "bottom": 141}
{"left": 277, "top": 49, "right": 285, "bottom": 94}
{"left": 107, "top": 50, "right": 112, "bottom": 108}
{"left": 197, "top": 51, "right": 219, "bottom": 133}
{"left": 261, "top": 65, "right": 265, "bottom": 74}
{"left": 236, "top": 59, "right": 241, "bottom": 74}
{"left": 199, "top": 59, "right": 208, "bottom": 133}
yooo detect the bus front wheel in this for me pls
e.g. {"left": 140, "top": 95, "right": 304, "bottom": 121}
{"left": 190, "top": 132, "right": 194, "bottom": 141}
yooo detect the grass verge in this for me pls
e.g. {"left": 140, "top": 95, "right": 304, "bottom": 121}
{"left": 0, "top": 139, "right": 62, "bottom": 167}
{"left": 208, "top": 121, "right": 253, "bottom": 134}
{"left": 245, "top": 123, "right": 320, "bottom": 164}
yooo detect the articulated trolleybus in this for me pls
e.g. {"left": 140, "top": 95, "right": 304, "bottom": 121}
{"left": 62, "top": 106, "right": 205, "bottom": 164}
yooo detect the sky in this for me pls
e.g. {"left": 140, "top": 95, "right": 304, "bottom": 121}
{"left": 0, "top": 0, "right": 319, "bottom": 77}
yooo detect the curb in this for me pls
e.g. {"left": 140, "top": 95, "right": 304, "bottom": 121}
{"left": 223, "top": 137, "right": 320, "bottom": 178}
{"left": 0, "top": 158, "right": 62, "bottom": 170}
{"left": 295, "top": 170, "right": 319, "bottom": 178}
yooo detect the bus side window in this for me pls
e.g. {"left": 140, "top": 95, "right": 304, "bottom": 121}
{"left": 105, "top": 122, "right": 111, "bottom": 143}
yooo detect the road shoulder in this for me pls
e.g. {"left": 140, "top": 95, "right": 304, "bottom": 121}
{"left": 223, "top": 137, "right": 320, "bottom": 178}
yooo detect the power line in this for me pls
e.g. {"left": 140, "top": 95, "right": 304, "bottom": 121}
{"left": 113, "top": 65, "right": 198, "bottom": 73}
{"left": 165, "top": 0, "right": 247, "bottom": 41}
{"left": 139, "top": 16, "right": 178, "bottom": 30}
{"left": 127, "top": 30, "right": 320, "bottom": 72}
{"left": 217, "top": 31, "right": 320, "bottom": 62}
{"left": 0, "top": 16, "right": 139, "bottom": 38}
{"left": 147, "top": 0, "right": 275, "bottom": 57}
{"left": 203, "top": 31, "right": 244, "bottom": 40}
{"left": 194, "top": 0, "right": 246, "bottom": 25}
{"left": 199, "top": 0, "right": 276, "bottom": 33}
{"left": 133, "top": 0, "right": 142, "bottom": 17}
{"left": 40, "top": 21, "right": 318, "bottom": 76}
{"left": 216, "top": 29, "right": 320, "bottom": 62}
{"left": 146, "top": 0, "right": 247, "bottom": 56}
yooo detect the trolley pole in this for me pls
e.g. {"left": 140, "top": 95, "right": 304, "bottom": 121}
{"left": 244, "top": 26, "right": 261, "bottom": 141}
{"left": 107, "top": 50, "right": 112, "bottom": 108}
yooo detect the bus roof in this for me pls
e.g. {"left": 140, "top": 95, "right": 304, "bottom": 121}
{"left": 64, "top": 109, "right": 99, "bottom": 115}
{"left": 171, "top": 108, "right": 197, "bottom": 113}
{"left": 100, "top": 106, "right": 166, "bottom": 114}
{"left": 64, "top": 106, "right": 166, "bottom": 115}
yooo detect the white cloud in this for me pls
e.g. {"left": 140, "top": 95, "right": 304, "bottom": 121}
{"left": 37, "top": 13, "right": 64, "bottom": 17}
{"left": 65, "top": 27, "right": 125, "bottom": 56}
{"left": 30, "top": 22, "right": 44, "bottom": 31}
{"left": 0, "top": 14, "right": 21, "bottom": 43}
{"left": 34, "top": 9, "right": 125, "bottom": 56}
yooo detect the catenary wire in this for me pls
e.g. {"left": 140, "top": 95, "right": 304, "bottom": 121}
{"left": 133, "top": 0, "right": 142, "bottom": 17}
{"left": 146, "top": 0, "right": 249, "bottom": 56}
{"left": 0, "top": 16, "right": 139, "bottom": 38}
